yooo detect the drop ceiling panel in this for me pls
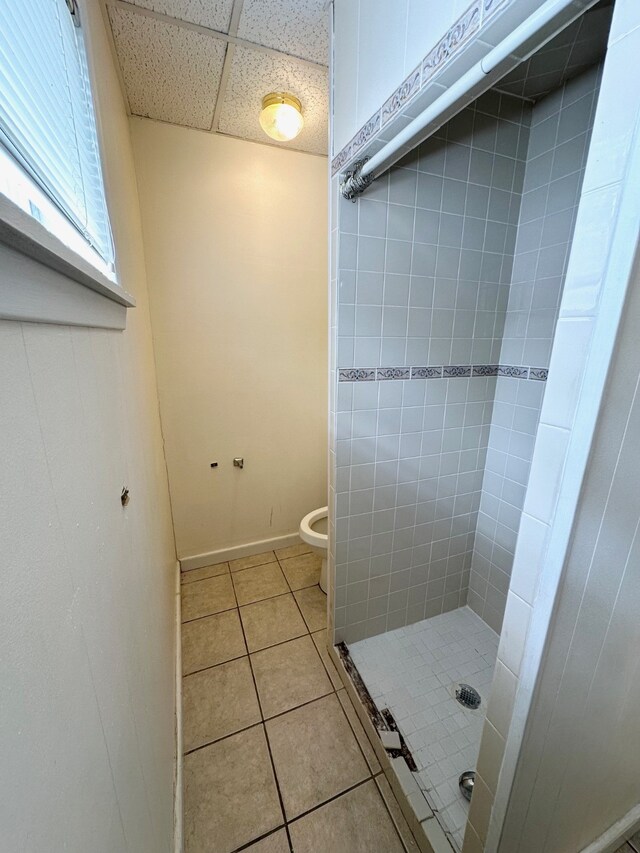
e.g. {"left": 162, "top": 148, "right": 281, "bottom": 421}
{"left": 109, "top": 7, "right": 226, "bottom": 129}
{"left": 124, "top": 0, "right": 234, "bottom": 31}
{"left": 218, "top": 46, "right": 328, "bottom": 155}
{"left": 237, "top": 0, "right": 329, "bottom": 65}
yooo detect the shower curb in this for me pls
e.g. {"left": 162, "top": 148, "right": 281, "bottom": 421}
{"left": 330, "top": 641, "right": 456, "bottom": 853}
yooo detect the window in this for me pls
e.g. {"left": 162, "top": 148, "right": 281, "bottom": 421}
{"left": 0, "top": 0, "right": 116, "bottom": 281}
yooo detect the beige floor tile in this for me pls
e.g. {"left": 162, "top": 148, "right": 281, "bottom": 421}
{"left": 265, "top": 693, "right": 369, "bottom": 819}
{"left": 181, "top": 573, "right": 236, "bottom": 622}
{"left": 184, "top": 725, "right": 283, "bottom": 853}
{"left": 252, "top": 635, "right": 333, "bottom": 719}
{"left": 311, "top": 630, "right": 343, "bottom": 689}
{"left": 181, "top": 562, "right": 229, "bottom": 584}
{"left": 294, "top": 585, "right": 327, "bottom": 632}
{"left": 375, "top": 774, "right": 421, "bottom": 852}
{"left": 337, "top": 689, "right": 381, "bottom": 774}
{"left": 233, "top": 562, "right": 289, "bottom": 606}
{"left": 183, "top": 658, "right": 260, "bottom": 751}
{"left": 230, "top": 550, "right": 276, "bottom": 572}
{"left": 182, "top": 610, "right": 246, "bottom": 675}
{"left": 279, "top": 553, "right": 322, "bottom": 590}
{"left": 275, "top": 541, "right": 312, "bottom": 560}
{"left": 288, "top": 779, "right": 405, "bottom": 853}
{"left": 240, "top": 593, "right": 307, "bottom": 653}
{"left": 243, "top": 829, "right": 290, "bottom": 853}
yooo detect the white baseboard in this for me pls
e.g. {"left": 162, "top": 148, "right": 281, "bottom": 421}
{"left": 580, "top": 803, "right": 640, "bottom": 853}
{"left": 179, "top": 532, "right": 301, "bottom": 572}
{"left": 173, "top": 562, "right": 183, "bottom": 853}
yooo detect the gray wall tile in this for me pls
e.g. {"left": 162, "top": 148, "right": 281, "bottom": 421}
{"left": 333, "top": 69, "right": 600, "bottom": 642}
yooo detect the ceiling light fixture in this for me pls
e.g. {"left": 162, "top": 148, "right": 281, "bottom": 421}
{"left": 259, "top": 92, "right": 304, "bottom": 142}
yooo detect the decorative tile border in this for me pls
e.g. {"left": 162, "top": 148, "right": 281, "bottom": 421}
{"left": 331, "top": 0, "right": 516, "bottom": 176}
{"left": 472, "top": 364, "right": 499, "bottom": 377}
{"left": 381, "top": 65, "right": 421, "bottom": 128}
{"left": 338, "top": 364, "right": 547, "bottom": 381}
{"left": 377, "top": 367, "right": 410, "bottom": 380}
{"left": 411, "top": 366, "right": 443, "bottom": 379}
{"left": 497, "top": 364, "right": 528, "bottom": 379}
{"left": 484, "top": 0, "right": 511, "bottom": 21}
{"left": 443, "top": 365, "right": 472, "bottom": 378}
{"left": 344, "top": 112, "right": 382, "bottom": 166}
{"left": 338, "top": 368, "right": 376, "bottom": 382}
{"left": 332, "top": 144, "right": 353, "bottom": 175}
{"left": 529, "top": 367, "right": 549, "bottom": 381}
{"left": 422, "top": 1, "right": 481, "bottom": 88}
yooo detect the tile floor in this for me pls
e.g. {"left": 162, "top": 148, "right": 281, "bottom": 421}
{"left": 349, "top": 607, "right": 499, "bottom": 851}
{"left": 181, "top": 543, "right": 420, "bottom": 853}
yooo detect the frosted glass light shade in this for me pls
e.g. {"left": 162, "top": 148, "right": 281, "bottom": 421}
{"left": 259, "top": 93, "right": 303, "bottom": 142}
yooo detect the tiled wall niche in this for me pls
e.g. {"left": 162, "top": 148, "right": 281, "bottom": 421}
{"left": 333, "top": 92, "right": 531, "bottom": 643}
{"left": 468, "top": 64, "right": 603, "bottom": 630}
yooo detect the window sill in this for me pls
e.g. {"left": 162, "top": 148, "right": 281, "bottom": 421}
{"left": 0, "top": 193, "right": 135, "bottom": 330}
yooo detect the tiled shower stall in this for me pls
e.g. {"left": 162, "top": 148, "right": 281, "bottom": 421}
{"left": 331, "top": 64, "right": 602, "bottom": 644}
{"left": 325, "top": 0, "right": 640, "bottom": 850}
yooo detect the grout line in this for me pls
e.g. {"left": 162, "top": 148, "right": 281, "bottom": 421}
{"left": 373, "top": 774, "right": 419, "bottom": 853}
{"left": 231, "top": 825, "right": 288, "bottom": 853}
{"left": 256, "top": 709, "right": 294, "bottom": 851}
{"left": 183, "top": 719, "right": 263, "bottom": 757}
{"left": 183, "top": 587, "right": 313, "bottom": 628}
{"left": 183, "top": 622, "right": 319, "bottom": 680}
{"left": 230, "top": 557, "right": 278, "bottom": 573}
{"left": 181, "top": 569, "right": 230, "bottom": 585}
{"left": 235, "top": 593, "right": 295, "bottom": 852}
{"left": 179, "top": 567, "right": 410, "bottom": 852}
{"left": 286, "top": 776, "right": 376, "bottom": 827}
{"left": 260, "top": 685, "right": 336, "bottom": 724}
{"left": 233, "top": 560, "right": 280, "bottom": 577}
{"left": 183, "top": 647, "right": 247, "bottom": 678}
{"left": 181, "top": 602, "right": 237, "bottom": 624}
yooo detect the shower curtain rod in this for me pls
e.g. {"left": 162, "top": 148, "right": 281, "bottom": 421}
{"left": 340, "top": 0, "right": 581, "bottom": 200}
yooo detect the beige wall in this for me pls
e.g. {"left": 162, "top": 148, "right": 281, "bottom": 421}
{"left": 131, "top": 122, "right": 328, "bottom": 563}
{"left": 0, "top": 3, "right": 176, "bottom": 852}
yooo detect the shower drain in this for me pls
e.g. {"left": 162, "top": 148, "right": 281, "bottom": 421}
{"left": 455, "top": 683, "right": 481, "bottom": 710}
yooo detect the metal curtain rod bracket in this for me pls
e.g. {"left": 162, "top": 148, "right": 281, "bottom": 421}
{"left": 340, "top": 158, "right": 374, "bottom": 201}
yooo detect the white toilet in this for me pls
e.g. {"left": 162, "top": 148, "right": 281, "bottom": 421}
{"left": 299, "top": 506, "right": 328, "bottom": 593}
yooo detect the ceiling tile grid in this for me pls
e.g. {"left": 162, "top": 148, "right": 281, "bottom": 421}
{"left": 236, "top": 0, "right": 329, "bottom": 65}
{"left": 218, "top": 45, "right": 328, "bottom": 154}
{"left": 125, "top": 0, "right": 235, "bottom": 31}
{"left": 106, "top": 0, "right": 329, "bottom": 155}
{"left": 109, "top": 7, "right": 227, "bottom": 129}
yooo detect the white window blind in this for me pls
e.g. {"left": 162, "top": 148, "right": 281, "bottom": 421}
{"left": 0, "top": 0, "right": 115, "bottom": 275}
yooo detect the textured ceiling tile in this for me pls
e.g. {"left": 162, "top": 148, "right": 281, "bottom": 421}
{"left": 218, "top": 46, "right": 328, "bottom": 155}
{"left": 125, "top": 0, "right": 234, "bottom": 31}
{"left": 109, "top": 7, "right": 226, "bottom": 129}
{"left": 237, "top": 0, "right": 329, "bottom": 65}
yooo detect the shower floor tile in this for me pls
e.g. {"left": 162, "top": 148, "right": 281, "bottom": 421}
{"left": 349, "top": 606, "right": 499, "bottom": 850}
